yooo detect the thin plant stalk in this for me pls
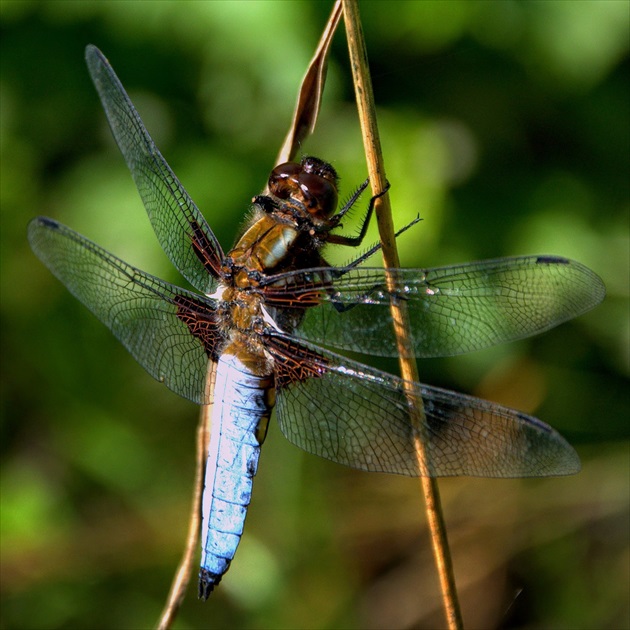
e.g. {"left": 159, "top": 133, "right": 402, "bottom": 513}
{"left": 276, "top": 0, "right": 343, "bottom": 165}
{"left": 156, "top": 364, "right": 215, "bottom": 630}
{"left": 341, "top": 1, "right": 463, "bottom": 628}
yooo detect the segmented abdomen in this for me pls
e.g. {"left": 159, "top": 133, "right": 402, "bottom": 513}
{"left": 198, "top": 353, "right": 273, "bottom": 599}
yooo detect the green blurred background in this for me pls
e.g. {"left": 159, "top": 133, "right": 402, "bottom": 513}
{"left": 1, "top": 1, "right": 628, "bottom": 628}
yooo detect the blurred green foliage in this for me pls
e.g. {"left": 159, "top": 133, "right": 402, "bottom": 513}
{"left": 1, "top": 1, "right": 628, "bottom": 629}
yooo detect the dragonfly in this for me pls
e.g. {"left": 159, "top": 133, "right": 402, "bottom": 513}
{"left": 28, "top": 45, "right": 605, "bottom": 599}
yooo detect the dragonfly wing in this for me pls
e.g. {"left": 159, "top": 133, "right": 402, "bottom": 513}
{"left": 85, "top": 45, "right": 224, "bottom": 293}
{"left": 29, "top": 217, "right": 219, "bottom": 404}
{"left": 268, "top": 333, "right": 580, "bottom": 477}
{"left": 278, "top": 256, "right": 605, "bottom": 357}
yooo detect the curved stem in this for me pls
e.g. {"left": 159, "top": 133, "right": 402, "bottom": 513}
{"left": 156, "top": 364, "right": 215, "bottom": 630}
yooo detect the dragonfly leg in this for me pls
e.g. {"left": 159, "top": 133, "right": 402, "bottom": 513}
{"left": 327, "top": 181, "right": 390, "bottom": 247}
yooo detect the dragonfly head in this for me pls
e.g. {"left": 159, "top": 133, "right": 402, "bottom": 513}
{"left": 268, "top": 157, "right": 339, "bottom": 225}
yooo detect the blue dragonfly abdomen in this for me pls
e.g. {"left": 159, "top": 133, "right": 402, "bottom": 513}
{"left": 199, "top": 353, "right": 273, "bottom": 599}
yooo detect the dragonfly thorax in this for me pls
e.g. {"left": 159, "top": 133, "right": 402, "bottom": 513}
{"left": 228, "top": 215, "right": 300, "bottom": 274}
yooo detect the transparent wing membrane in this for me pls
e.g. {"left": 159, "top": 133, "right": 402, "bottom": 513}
{"left": 85, "top": 45, "right": 224, "bottom": 293}
{"left": 28, "top": 217, "right": 216, "bottom": 403}
{"left": 271, "top": 335, "right": 580, "bottom": 478}
{"left": 263, "top": 256, "right": 605, "bottom": 357}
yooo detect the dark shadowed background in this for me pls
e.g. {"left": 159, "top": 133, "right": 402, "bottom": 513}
{"left": 1, "top": 1, "right": 628, "bottom": 628}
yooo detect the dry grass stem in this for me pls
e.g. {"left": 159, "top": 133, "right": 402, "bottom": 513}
{"left": 156, "top": 364, "right": 215, "bottom": 630}
{"left": 341, "top": 1, "right": 463, "bottom": 628}
{"left": 276, "top": 0, "right": 343, "bottom": 165}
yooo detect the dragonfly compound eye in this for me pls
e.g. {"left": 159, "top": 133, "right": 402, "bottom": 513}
{"left": 298, "top": 172, "right": 338, "bottom": 217}
{"left": 268, "top": 162, "right": 302, "bottom": 200}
